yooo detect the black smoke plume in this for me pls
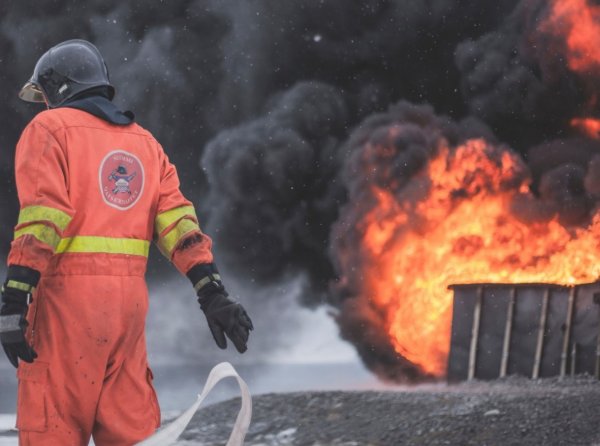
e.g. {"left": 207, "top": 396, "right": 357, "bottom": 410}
{"left": 201, "top": 82, "right": 348, "bottom": 305}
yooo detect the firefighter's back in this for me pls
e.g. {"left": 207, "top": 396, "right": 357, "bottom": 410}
{"left": 30, "top": 107, "right": 160, "bottom": 277}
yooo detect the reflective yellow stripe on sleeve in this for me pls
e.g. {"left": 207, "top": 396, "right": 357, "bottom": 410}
{"left": 14, "top": 224, "right": 61, "bottom": 250}
{"left": 157, "top": 218, "right": 200, "bottom": 257}
{"left": 155, "top": 205, "right": 197, "bottom": 235}
{"left": 18, "top": 205, "right": 72, "bottom": 231}
{"left": 56, "top": 236, "right": 150, "bottom": 257}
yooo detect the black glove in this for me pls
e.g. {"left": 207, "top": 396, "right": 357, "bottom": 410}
{"left": 1, "top": 282, "right": 37, "bottom": 368}
{"left": 197, "top": 281, "right": 254, "bottom": 353}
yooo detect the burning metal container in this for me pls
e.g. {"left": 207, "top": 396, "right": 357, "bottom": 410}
{"left": 447, "top": 283, "right": 600, "bottom": 381}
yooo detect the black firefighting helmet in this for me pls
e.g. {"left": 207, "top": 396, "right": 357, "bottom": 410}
{"left": 19, "top": 39, "right": 115, "bottom": 108}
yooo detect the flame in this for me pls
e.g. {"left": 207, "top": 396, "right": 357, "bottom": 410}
{"left": 571, "top": 117, "right": 600, "bottom": 138}
{"left": 543, "top": 0, "right": 600, "bottom": 74}
{"left": 359, "top": 138, "right": 600, "bottom": 376}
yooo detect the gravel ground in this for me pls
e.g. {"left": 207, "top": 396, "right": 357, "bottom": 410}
{"left": 179, "top": 376, "right": 600, "bottom": 446}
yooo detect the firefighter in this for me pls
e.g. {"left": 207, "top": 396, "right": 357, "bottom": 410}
{"left": 0, "top": 39, "right": 253, "bottom": 445}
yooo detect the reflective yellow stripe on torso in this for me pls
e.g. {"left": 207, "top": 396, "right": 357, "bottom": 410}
{"left": 56, "top": 236, "right": 150, "bottom": 257}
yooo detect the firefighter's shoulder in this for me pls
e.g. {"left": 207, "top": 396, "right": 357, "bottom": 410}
{"left": 26, "top": 107, "right": 73, "bottom": 135}
{"left": 28, "top": 108, "right": 149, "bottom": 135}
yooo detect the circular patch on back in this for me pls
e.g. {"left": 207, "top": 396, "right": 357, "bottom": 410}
{"left": 99, "top": 150, "right": 145, "bottom": 210}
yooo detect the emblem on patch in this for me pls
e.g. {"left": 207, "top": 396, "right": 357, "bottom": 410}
{"left": 99, "top": 150, "right": 145, "bottom": 210}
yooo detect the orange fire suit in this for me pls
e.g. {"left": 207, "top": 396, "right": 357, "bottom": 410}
{"left": 7, "top": 107, "right": 213, "bottom": 445}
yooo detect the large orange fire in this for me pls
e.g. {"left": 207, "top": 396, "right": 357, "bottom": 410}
{"left": 340, "top": 0, "right": 600, "bottom": 380}
{"left": 360, "top": 138, "right": 600, "bottom": 376}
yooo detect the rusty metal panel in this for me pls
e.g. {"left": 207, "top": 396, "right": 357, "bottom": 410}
{"left": 447, "top": 285, "right": 477, "bottom": 381}
{"left": 570, "top": 284, "right": 600, "bottom": 375}
{"left": 474, "top": 286, "right": 511, "bottom": 379}
{"left": 506, "top": 286, "right": 550, "bottom": 377}
{"left": 538, "top": 287, "right": 569, "bottom": 377}
{"left": 447, "top": 283, "right": 600, "bottom": 381}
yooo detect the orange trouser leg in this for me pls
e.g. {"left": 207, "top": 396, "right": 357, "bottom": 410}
{"left": 16, "top": 275, "right": 160, "bottom": 446}
{"left": 92, "top": 331, "right": 161, "bottom": 445}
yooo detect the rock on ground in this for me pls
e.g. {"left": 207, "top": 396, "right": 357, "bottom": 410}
{"left": 179, "top": 376, "right": 600, "bottom": 445}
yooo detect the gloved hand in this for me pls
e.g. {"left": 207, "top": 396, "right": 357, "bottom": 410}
{"left": 0, "top": 282, "right": 37, "bottom": 368}
{"left": 197, "top": 282, "right": 253, "bottom": 353}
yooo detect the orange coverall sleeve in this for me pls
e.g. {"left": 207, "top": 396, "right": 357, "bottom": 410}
{"left": 7, "top": 121, "right": 75, "bottom": 274}
{"left": 154, "top": 143, "right": 213, "bottom": 275}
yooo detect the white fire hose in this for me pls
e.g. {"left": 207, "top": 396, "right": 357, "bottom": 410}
{"left": 137, "top": 361, "right": 252, "bottom": 446}
{"left": 0, "top": 362, "right": 252, "bottom": 446}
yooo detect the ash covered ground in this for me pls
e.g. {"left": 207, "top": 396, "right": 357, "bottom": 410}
{"left": 180, "top": 377, "right": 600, "bottom": 446}
{"left": 1, "top": 375, "right": 599, "bottom": 445}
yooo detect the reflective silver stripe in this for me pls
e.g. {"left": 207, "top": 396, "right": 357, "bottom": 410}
{"left": 0, "top": 314, "right": 21, "bottom": 333}
{"left": 194, "top": 274, "right": 221, "bottom": 293}
{"left": 6, "top": 280, "right": 35, "bottom": 293}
